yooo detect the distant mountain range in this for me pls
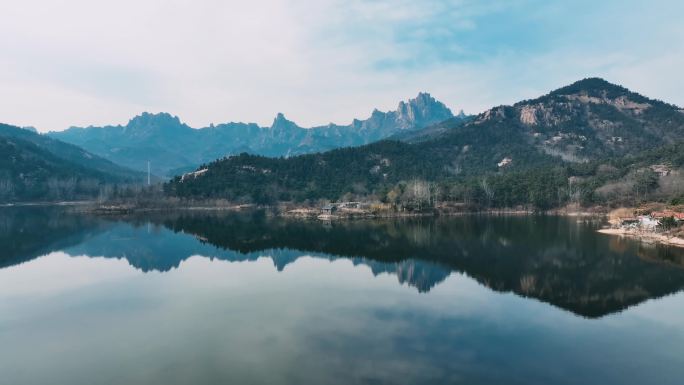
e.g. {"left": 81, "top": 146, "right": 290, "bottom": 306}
{"left": 49, "top": 93, "right": 463, "bottom": 176}
{"left": 0, "top": 123, "right": 143, "bottom": 202}
{"left": 167, "top": 78, "right": 684, "bottom": 207}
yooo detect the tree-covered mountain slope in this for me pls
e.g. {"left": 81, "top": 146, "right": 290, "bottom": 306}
{"left": 0, "top": 123, "right": 143, "bottom": 181}
{"left": 165, "top": 78, "right": 684, "bottom": 208}
{"left": 485, "top": 77, "right": 684, "bottom": 161}
{"left": 49, "top": 93, "right": 462, "bottom": 177}
{"left": 0, "top": 124, "right": 144, "bottom": 202}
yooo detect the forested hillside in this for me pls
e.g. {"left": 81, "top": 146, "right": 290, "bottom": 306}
{"left": 0, "top": 124, "right": 144, "bottom": 202}
{"left": 0, "top": 124, "right": 143, "bottom": 180}
{"left": 166, "top": 79, "right": 684, "bottom": 209}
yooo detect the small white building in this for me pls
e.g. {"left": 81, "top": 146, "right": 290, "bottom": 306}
{"left": 338, "top": 202, "right": 360, "bottom": 209}
{"left": 497, "top": 157, "right": 512, "bottom": 168}
{"left": 637, "top": 215, "right": 659, "bottom": 231}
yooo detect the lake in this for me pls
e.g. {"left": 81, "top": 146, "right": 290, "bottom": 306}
{"left": 1, "top": 208, "right": 683, "bottom": 385}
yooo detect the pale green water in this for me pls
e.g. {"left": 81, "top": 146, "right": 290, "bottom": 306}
{"left": 1, "top": 208, "right": 683, "bottom": 384}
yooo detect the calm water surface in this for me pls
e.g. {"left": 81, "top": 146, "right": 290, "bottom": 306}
{"left": 1, "top": 208, "right": 683, "bottom": 385}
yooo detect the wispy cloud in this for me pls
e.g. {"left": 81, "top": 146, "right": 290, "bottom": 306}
{"left": 0, "top": 0, "right": 682, "bottom": 131}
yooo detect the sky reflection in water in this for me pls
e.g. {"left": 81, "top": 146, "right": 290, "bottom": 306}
{"left": 0, "top": 209, "right": 683, "bottom": 385}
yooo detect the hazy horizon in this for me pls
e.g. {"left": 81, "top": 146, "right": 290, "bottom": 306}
{"left": 2, "top": 0, "right": 683, "bottom": 132}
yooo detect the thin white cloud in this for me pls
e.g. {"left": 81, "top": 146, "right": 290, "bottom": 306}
{"left": 0, "top": 0, "right": 682, "bottom": 132}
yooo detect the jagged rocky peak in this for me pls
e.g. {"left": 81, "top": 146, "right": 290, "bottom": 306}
{"left": 128, "top": 112, "right": 181, "bottom": 126}
{"left": 396, "top": 92, "right": 453, "bottom": 124}
{"left": 356, "top": 92, "right": 456, "bottom": 133}
{"left": 272, "top": 112, "right": 291, "bottom": 125}
{"left": 270, "top": 112, "right": 301, "bottom": 132}
{"left": 125, "top": 112, "right": 185, "bottom": 133}
{"left": 364, "top": 108, "right": 382, "bottom": 120}
{"left": 408, "top": 92, "right": 443, "bottom": 108}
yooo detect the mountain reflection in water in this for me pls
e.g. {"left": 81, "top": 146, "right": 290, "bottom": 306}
{"left": 1, "top": 208, "right": 684, "bottom": 318}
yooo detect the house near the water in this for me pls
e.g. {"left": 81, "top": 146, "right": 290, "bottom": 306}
{"left": 338, "top": 202, "right": 360, "bottom": 209}
{"left": 638, "top": 216, "right": 660, "bottom": 231}
{"left": 618, "top": 216, "right": 658, "bottom": 230}
{"left": 321, "top": 204, "right": 337, "bottom": 215}
{"left": 617, "top": 212, "right": 684, "bottom": 231}
{"left": 619, "top": 217, "right": 639, "bottom": 228}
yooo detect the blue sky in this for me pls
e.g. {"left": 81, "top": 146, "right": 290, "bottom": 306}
{"left": 0, "top": 0, "right": 682, "bottom": 131}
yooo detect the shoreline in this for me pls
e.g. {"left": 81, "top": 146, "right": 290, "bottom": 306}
{"left": 0, "top": 200, "right": 608, "bottom": 219}
{"left": 279, "top": 207, "right": 605, "bottom": 220}
{"left": 598, "top": 228, "right": 684, "bottom": 249}
{"left": 0, "top": 201, "right": 94, "bottom": 208}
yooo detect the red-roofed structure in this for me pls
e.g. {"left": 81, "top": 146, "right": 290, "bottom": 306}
{"left": 651, "top": 211, "right": 684, "bottom": 221}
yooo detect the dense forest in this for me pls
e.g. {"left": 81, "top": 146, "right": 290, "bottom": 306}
{"left": 0, "top": 123, "right": 145, "bottom": 202}
{"left": 165, "top": 79, "right": 684, "bottom": 210}
{"left": 164, "top": 141, "right": 684, "bottom": 210}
